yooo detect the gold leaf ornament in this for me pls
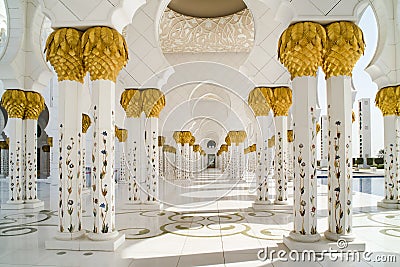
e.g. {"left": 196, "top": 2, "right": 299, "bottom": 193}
{"left": 82, "top": 27, "right": 129, "bottom": 82}
{"left": 278, "top": 22, "right": 326, "bottom": 79}
{"left": 120, "top": 89, "right": 141, "bottom": 118}
{"left": 142, "top": 89, "right": 166, "bottom": 118}
{"left": 82, "top": 113, "right": 92, "bottom": 133}
{"left": 24, "top": 91, "right": 45, "bottom": 120}
{"left": 1, "top": 90, "right": 27, "bottom": 119}
{"left": 248, "top": 88, "right": 270, "bottom": 116}
{"left": 375, "top": 86, "right": 399, "bottom": 116}
{"left": 323, "top": 21, "right": 365, "bottom": 78}
{"left": 45, "top": 28, "right": 85, "bottom": 83}
{"left": 260, "top": 87, "right": 292, "bottom": 117}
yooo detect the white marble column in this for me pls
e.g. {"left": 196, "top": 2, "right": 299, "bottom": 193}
{"left": 289, "top": 76, "right": 320, "bottom": 242}
{"left": 88, "top": 80, "right": 118, "bottom": 240}
{"left": 57, "top": 81, "right": 84, "bottom": 239}
{"left": 0, "top": 147, "right": 9, "bottom": 178}
{"left": 273, "top": 116, "right": 289, "bottom": 204}
{"left": 126, "top": 117, "right": 141, "bottom": 202}
{"left": 182, "top": 143, "right": 190, "bottom": 180}
{"left": 24, "top": 118, "right": 44, "bottom": 207}
{"left": 382, "top": 115, "right": 399, "bottom": 205}
{"left": 5, "top": 117, "right": 25, "bottom": 208}
{"left": 325, "top": 76, "right": 354, "bottom": 241}
{"left": 144, "top": 117, "right": 159, "bottom": 202}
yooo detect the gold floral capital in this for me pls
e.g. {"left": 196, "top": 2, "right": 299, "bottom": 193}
{"left": 115, "top": 126, "right": 128, "bottom": 142}
{"left": 158, "top": 136, "right": 166, "bottom": 147}
{"left": 287, "top": 130, "right": 294, "bottom": 143}
{"left": 23, "top": 91, "right": 45, "bottom": 120}
{"left": 193, "top": 144, "right": 200, "bottom": 152}
{"left": 268, "top": 136, "right": 275, "bottom": 148}
{"left": 173, "top": 131, "right": 182, "bottom": 144}
{"left": 323, "top": 21, "right": 365, "bottom": 79}
{"left": 278, "top": 22, "right": 326, "bottom": 79}
{"left": 120, "top": 89, "right": 141, "bottom": 118}
{"left": 375, "top": 86, "right": 400, "bottom": 116}
{"left": 82, "top": 27, "right": 129, "bottom": 82}
{"left": 260, "top": 87, "right": 292, "bottom": 117}
{"left": 82, "top": 114, "right": 92, "bottom": 133}
{"left": 248, "top": 88, "right": 270, "bottom": 116}
{"left": 1, "top": 90, "right": 27, "bottom": 119}
{"left": 181, "top": 131, "right": 192, "bottom": 144}
{"left": 316, "top": 123, "right": 321, "bottom": 134}
{"left": 142, "top": 89, "right": 166, "bottom": 118}
{"left": 225, "top": 135, "right": 231, "bottom": 146}
{"left": 45, "top": 28, "right": 85, "bottom": 83}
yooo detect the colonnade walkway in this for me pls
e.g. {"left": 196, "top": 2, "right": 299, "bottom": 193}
{"left": 0, "top": 172, "right": 398, "bottom": 266}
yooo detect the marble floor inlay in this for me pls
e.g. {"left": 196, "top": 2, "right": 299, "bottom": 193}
{"left": 0, "top": 169, "right": 399, "bottom": 266}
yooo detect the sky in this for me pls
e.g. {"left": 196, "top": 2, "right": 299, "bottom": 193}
{"left": 317, "top": 6, "right": 382, "bottom": 158}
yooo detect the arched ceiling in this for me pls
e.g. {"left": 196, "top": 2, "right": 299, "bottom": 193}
{"left": 167, "top": 0, "right": 246, "bottom": 18}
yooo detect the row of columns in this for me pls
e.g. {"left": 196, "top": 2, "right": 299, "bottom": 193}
{"left": 1, "top": 90, "right": 45, "bottom": 209}
{"left": 120, "top": 88, "right": 165, "bottom": 204}
{"left": 45, "top": 26, "right": 128, "bottom": 240}
{"left": 172, "top": 131, "right": 206, "bottom": 179}
{"left": 276, "top": 21, "right": 365, "bottom": 242}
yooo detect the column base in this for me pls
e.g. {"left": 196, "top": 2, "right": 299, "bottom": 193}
{"left": 87, "top": 231, "right": 119, "bottom": 241}
{"left": 1, "top": 201, "right": 25, "bottom": 210}
{"left": 324, "top": 230, "right": 355, "bottom": 242}
{"left": 252, "top": 201, "right": 272, "bottom": 210}
{"left": 55, "top": 230, "right": 86, "bottom": 241}
{"left": 377, "top": 199, "right": 399, "bottom": 209}
{"left": 46, "top": 232, "right": 125, "bottom": 252}
{"left": 274, "top": 199, "right": 290, "bottom": 205}
{"left": 120, "top": 202, "right": 163, "bottom": 211}
{"left": 24, "top": 200, "right": 44, "bottom": 209}
{"left": 283, "top": 235, "right": 365, "bottom": 252}
{"left": 288, "top": 230, "right": 321, "bottom": 243}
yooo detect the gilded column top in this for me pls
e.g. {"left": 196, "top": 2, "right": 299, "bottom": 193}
{"left": 244, "top": 147, "right": 250, "bottom": 154}
{"left": 173, "top": 131, "right": 182, "bottom": 144}
{"left": 375, "top": 86, "right": 400, "bottom": 116}
{"left": 82, "top": 113, "right": 92, "bottom": 133}
{"left": 268, "top": 136, "right": 275, "bottom": 148}
{"left": 323, "top": 21, "right": 365, "bottom": 79}
{"left": 193, "top": 144, "right": 200, "bottom": 152}
{"left": 260, "top": 87, "right": 292, "bottom": 117}
{"left": 250, "top": 144, "right": 256, "bottom": 152}
{"left": 120, "top": 89, "right": 141, "bottom": 118}
{"left": 181, "top": 131, "right": 192, "bottom": 144}
{"left": 158, "top": 136, "right": 166, "bottom": 147}
{"left": 189, "top": 136, "right": 195, "bottom": 146}
{"left": 248, "top": 87, "right": 270, "bottom": 116}
{"left": 142, "top": 89, "right": 166, "bottom": 118}
{"left": 45, "top": 28, "right": 85, "bottom": 83}
{"left": 115, "top": 126, "right": 128, "bottom": 142}
{"left": 221, "top": 144, "right": 228, "bottom": 152}
{"left": 24, "top": 91, "right": 45, "bottom": 120}
{"left": 225, "top": 135, "right": 231, "bottom": 146}
{"left": 316, "top": 123, "right": 321, "bottom": 134}
{"left": 287, "top": 130, "right": 294, "bottom": 143}
{"left": 228, "top": 131, "right": 247, "bottom": 145}
{"left": 278, "top": 21, "right": 326, "bottom": 79}
{"left": 1, "top": 89, "right": 27, "bottom": 119}
{"left": 82, "top": 26, "right": 129, "bottom": 82}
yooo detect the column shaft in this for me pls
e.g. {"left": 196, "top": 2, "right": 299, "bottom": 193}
{"left": 57, "top": 81, "right": 84, "bottom": 239}
{"left": 24, "top": 119, "right": 41, "bottom": 203}
{"left": 274, "top": 116, "right": 288, "bottom": 204}
{"left": 144, "top": 117, "right": 159, "bottom": 202}
{"left": 89, "top": 80, "right": 117, "bottom": 239}
{"left": 7, "top": 118, "right": 24, "bottom": 205}
{"left": 325, "top": 76, "right": 354, "bottom": 241}
{"left": 126, "top": 118, "right": 141, "bottom": 202}
{"left": 289, "top": 76, "right": 320, "bottom": 242}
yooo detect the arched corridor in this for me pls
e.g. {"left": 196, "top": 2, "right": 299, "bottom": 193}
{"left": 0, "top": 0, "right": 400, "bottom": 266}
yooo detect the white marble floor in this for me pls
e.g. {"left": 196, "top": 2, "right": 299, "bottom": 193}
{"left": 0, "top": 169, "right": 399, "bottom": 266}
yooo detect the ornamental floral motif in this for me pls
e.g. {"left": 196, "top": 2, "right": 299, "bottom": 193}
{"left": 160, "top": 8, "right": 254, "bottom": 53}
{"left": 333, "top": 120, "right": 344, "bottom": 235}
